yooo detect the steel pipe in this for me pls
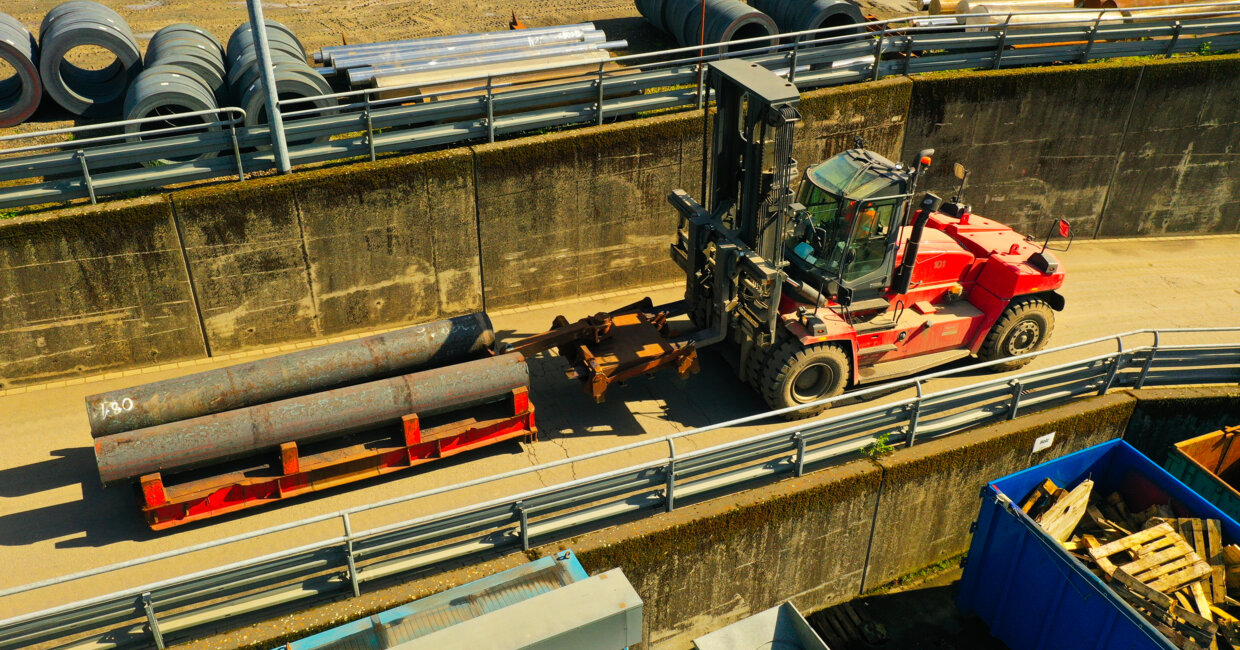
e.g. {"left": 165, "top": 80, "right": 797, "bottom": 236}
{"left": 349, "top": 39, "right": 626, "bottom": 86}
{"left": 86, "top": 312, "right": 495, "bottom": 437}
{"left": 94, "top": 353, "right": 529, "bottom": 486}
{"left": 38, "top": 0, "right": 143, "bottom": 116}
{"left": 314, "top": 23, "right": 596, "bottom": 62}
{"left": 325, "top": 30, "right": 605, "bottom": 74}
{"left": 0, "top": 13, "right": 40, "bottom": 127}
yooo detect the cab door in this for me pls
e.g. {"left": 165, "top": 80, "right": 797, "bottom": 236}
{"left": 840, "top": 197, "right": 902, "bottom": 305}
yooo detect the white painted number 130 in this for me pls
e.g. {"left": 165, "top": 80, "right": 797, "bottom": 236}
{"left": 100, "top": 398, "right": 134, "bottom": 418}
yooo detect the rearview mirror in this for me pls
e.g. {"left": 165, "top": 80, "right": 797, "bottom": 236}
{"left": 953, "top": 162, "right": 966, "bottom": 180}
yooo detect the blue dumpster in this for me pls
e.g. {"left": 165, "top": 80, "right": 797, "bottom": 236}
{"left": 958, "top": 439, "right": 1240, "bottom": 650}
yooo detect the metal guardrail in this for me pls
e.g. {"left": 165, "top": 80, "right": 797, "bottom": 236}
{"left": 0, "top": 327, "right": 1236, "bottom": 649}
{"left": 2, "top": 4, "right": 1240, "bottom": 209}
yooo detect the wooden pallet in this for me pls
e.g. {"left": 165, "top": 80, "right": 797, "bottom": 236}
{"left": 1089, "top": 522, "right": 1213, "bottom": 594}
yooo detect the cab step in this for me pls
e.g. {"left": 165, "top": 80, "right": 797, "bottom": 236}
{"left": 856, "top": 349, "right": 972, "bottom": 385}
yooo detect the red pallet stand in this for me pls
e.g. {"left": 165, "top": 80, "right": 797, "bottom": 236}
{"left": 140, "top": 388, "right": 536, "bottom": 529}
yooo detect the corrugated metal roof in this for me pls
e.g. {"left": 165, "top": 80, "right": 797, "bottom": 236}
{"left": 286, "top": 550, "right": 588, "bottom": 650}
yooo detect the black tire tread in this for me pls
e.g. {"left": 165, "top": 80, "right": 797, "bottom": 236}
{"left": 761, "top": 339, "right": 850, "bottom": 419}
{"left": 978, "top": 297, "right": 1055, "bottom": 372}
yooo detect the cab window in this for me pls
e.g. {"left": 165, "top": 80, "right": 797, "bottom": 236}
{"left": 843, "top": 200, "right": 898, "bottom": 283}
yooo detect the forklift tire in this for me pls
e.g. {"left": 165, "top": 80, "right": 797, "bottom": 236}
{"left": 978, "top": 297, "right": 1056, "bottom": 372}
{"left": 762, "top": 340, "right": 851, "bottom": 419}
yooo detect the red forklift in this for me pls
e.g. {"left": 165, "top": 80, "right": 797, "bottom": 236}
{"left": 653, "top": 59, "right": 1069, "bottom": 417}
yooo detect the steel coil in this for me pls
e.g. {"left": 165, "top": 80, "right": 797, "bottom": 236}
{"left": 122, "top": 65, "right": 220, "bottom": 165}
{"left": 38, "top": 0, "right": 142, "bottom": 116}
{"left": 636, "top": 0, "right": 667, "bottom": 31}
{"left": 663, "top": 0, "right": 776, "bottom": 49}
{"left": 148, "top": 23, "right": 223, "bottom": 59}
{"left": 93, "top": 353, "right": 529, "bottom": 486}
{"left": 145, "top": 23, "right": 227, "bottom": 104}
{"left": 227, "top": 47, "right": 303, "bottom": 103}
{"left": 0, "top": 13, "right": 40, "bottom": 126}
{"left": 240, "top": 61, "right": 334, "bottom": 139}
{"left": 786, "top": 0, "right": 865, "bottom": 34}
{"left": 227, "top": 19, "right": 305, "bottom": 64}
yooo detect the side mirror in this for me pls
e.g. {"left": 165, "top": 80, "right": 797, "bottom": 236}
{"left": 953, "top": 162, "right": 967, "bottom": 180}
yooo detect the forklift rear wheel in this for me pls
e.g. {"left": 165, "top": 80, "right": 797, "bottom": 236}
{"left": 762, "top": 340, "right": 850, "bottom": 419}
{"left": 978, "top": 297, "right": 1055, "bottom": 372}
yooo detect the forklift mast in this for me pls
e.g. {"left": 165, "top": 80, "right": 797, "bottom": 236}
{"left": 669, "top": 60, "right": 802, "bottom": 351}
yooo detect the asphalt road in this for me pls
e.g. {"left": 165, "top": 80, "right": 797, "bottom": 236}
{"left": 1, "top": 235, "right": 1238, "bottom": 618}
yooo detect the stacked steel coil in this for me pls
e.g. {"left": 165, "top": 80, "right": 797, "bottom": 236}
{"left": 226, "top": 19, "right": 333, "bottom": 133}
{"left": 0, "top": 13, "right": 40, "bottom": 127}
{"left": 637, "top": 0, "right": 778, "bottom": 49}
{"left": 38, "top": 0, "right": 143, "bottom": 117}
{"left": 750, "top": 0, "right": 865, "bottom": 34}
{"left": 122, "top": 23, "right": 227, "bottom": 164}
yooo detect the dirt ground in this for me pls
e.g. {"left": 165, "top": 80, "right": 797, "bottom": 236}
{"left": 0, "top": 0, "right": 919, "bottom": 137}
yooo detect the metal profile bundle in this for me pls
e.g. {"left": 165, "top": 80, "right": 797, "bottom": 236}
{"left": 37, "top": 0, "right": 142, "bottom": 116}
{"left": 0, "top": 13, "right": 40, "bottom": 127}
{"left": 353, "top": 39, "right": 629, "bottom": 87}
{"left": 313, "top": 23, "right": 595, "bottom": 63}
{"left": 323, "top": 27, "right": 606, "bottom": 77}
{"left": 646, "top": 0, "right": 778, "bottom": 49}
{"left": 750, "top": 0, "right": 866, "bottom": 34}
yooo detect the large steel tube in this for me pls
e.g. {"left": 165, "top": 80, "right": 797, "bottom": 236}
{"left": 94, "top": 353, "right": 529, "bottom": 486}
{"left": 636, "top": 0, "right": 667, "bottom": 31}
{"left": 314, "top": 23, "right": 596, "bottom": 62}
{"left": 0, "top": 13, "right": 40, "bottom": 127}
{"left": 85, "top": 312, "right": 495, "bottom": 437}
{"left": 957, "top": 3, "right": 1115, "bottom": 24}
{"left": 326, "top": 30, "right": 605, "bottom": 74}
{"left": 348, "top": 40, "right": 625, "bottom": 86}
{"left": 38, "top": 0, "right": 143, "bottom": 116}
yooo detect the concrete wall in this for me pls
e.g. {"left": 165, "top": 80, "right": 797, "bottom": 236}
{"left": 3, "top": 55, "right": 1239, "bottom": 385}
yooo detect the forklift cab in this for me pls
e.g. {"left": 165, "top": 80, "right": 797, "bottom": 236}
{"left": 788, "top": 149, "right": 913, "bottom": 307}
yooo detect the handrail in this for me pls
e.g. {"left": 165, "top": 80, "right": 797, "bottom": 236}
{"left": 2, "top": 6, "right": 1239, "bottom": 208}
{"left": 0, "top": 108, "right": 248, "bottom": 155}
{"left": 0, "top": 326, "right": 1235, "bottom": 649}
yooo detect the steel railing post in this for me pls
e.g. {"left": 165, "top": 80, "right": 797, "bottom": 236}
{"left": 1082, "top": 11, "right": 1104, "bottom": 63}
{"left": 789, "top": 35, "right": 801, "bottom": 83}
{"left": 486, "top": 76, "right": 496, "bottom": 143}
{"left": 141, "top": 592, "right": 165, "bottom": 650}
{"left": 227, "top": 115, "right": 245, "bottom": 182}
{"left": 696, "top": 62, "right": 706, "bottom": 109}
{"left": 665, "top": 438, "right": 677, "bottom": 512}
{"left": 364, "top": 93, "right": 376, "bottom": 163}
{"left": 341, "top": 513, "right": 361, "bottom": 598}
{"left": 516, "top": 501, "right": 530, "bottom": 551}
{"left": 1166, "top": 21, "right": 1183, "bottom": 57}
{"left": 596, "top": 62, "right": 606, "bottom": 127}
{"left": 906, "top": 380, "right": 924, "bottom": 446}
{"left": 1007, "top": 379, "right": 1023, "bottom": 420}
{"left": 794, "top": 432, "right": 806, "bottom": 476}
{"left": 75, "top": 150, "right": 97, "bottom": 204}
{"left": 1136, "top": 331, "right": 1160, "bottom": 389}
{"left": 902, "top": 30, "right": 915, "bottom": 75}
{"left": 872, "top": 29, "right": 886, "bottom": 81}
{"left": 993, "top": 16, "right": 1013, "bottom": 69}
{"left": 245, "top": 0, "right": 291, "bottom": 173}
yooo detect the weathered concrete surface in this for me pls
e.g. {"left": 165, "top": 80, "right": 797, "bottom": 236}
{"left": 796, "top": 77, "right": 911, "bottom": 171}
{"left": 575, "top": 460, "right": 883, "bottom": 648}
{"left": 292, "top": 150, "right": 482, "bottom": 335}
{"left": 472, "top": 112, "right": 698, "bottom": 309}
{"left": 0, "top": 197, "right": 205, "bottom": 387}
{"left": 171, "top": 179, "right": 318, "bottom": 354}
{"left": 1123, "top": 386, "right": 1240, "bottom": 464}
{"left": 902, "top": 63, "right": 1141, "bottom": 239}
{"left": 862, "top": 392, "right": 1137, "bottom": 591}
{"left": 1097, "top": 56, "right": 1240, "bottom": 237}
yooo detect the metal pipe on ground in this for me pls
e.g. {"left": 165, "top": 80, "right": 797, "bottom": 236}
{"left": 93, "top": 353, "right": 530, "bottom": 486}
{"left": 349, "top": 39, "right": 626, "bottom": 86}
{"left": 956, "top": 4, "right": 1117, "bottom": 24}
{"left": 325, "top": 30, "right": 605, "bottom": 75}
{"left": 370, "top": 51, "right": 615, "bottom": 99}
{"left": 85, "top": 312, "right": 495, "bottom": 437}
{"left": 0, "top": 13, "right": 40, "bottom": 127}
{"left": 314, "top": 23, "right": 596, "bottom": 62}
{"left": 37, "top": 0, "right": 143, "bottom": 117}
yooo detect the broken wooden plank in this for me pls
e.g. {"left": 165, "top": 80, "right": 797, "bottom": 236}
{"left": 1207, "top": 519, "right": 1226, "bottom": 604}
{"left": 1190, "top": 581, "right": 1213, "bottom": 621}
{"left": 1088, "top": 503, "right": 1134, "bottom": 537}
{"left": 1021, "top": 478, "right": 1062, "bottom": 515}
{"left": 1039, "top": 479, "right": 1094, "bottom": 542}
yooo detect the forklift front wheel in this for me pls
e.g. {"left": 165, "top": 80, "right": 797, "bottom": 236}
{"left": 762, "top": 341, "right": 851, "bottom": 419}
{"left": 978, "top": 297, "right": 1056, "bottom": 372}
